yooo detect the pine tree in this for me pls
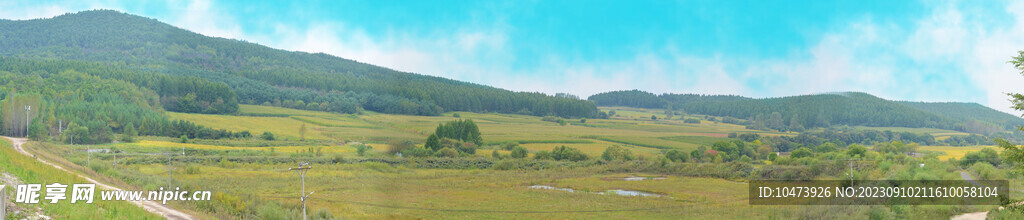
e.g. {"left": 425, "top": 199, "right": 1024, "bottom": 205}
{"left": 121, "top": 122, "right": 137, "bottom": 142}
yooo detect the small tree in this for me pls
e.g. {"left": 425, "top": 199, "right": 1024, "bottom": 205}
{"left": 355, "top": 144, "right": 372, "bottom": 156}
{"left": 601, "top": 145, "right": 635, "bottom": 161}
{"left": 791, "top": 147, "right": 813, "bottom": 158}
{"left": 261, "top": 132, "right": 275, "bottom": 141}
{"left": 425, "top": 134, "right": 441, "bottom": 151}
{"left": 435, "top": 148, "right": 458, "bottom": 157}
{"left": 651, "top": 115, "right": 657, "bottom": 120}
{"left": 179, "top": 135, "right": 189, "bottom": 143}
{"left": 846, "top": 144, "right": 867, "bottom": 158}
{"left": 27, "top": 120, "right": 47, "bottom": 141}
{"left": 510, "top": 146, "right": 529, "bottom": 159}
{"left": 121, "top": 122, "right": 137, "bottom": 143}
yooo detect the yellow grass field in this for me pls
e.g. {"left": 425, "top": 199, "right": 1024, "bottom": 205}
{"left": 917, "top": 145, "right": 1001, "bottom": 160}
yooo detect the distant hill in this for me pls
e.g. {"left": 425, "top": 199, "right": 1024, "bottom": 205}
{"left": 0, "top": 10, "right": 599, "bottom": 118}
{"left": 589, "top": 90, "right": 1021, "bottom": 134}
{"left": 897, "top": 101, "right": 1023, "bottom": 133}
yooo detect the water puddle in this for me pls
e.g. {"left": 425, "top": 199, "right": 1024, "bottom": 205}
{"left": 602, "top": 189, "right": 668, "bottom": 198}
{"left": 528, "top": 185, "right": 577, "bottom": 193}
{"left": 528, "top": 185, "right": 670, "bottom": 198}
{"left": 618, "top": 176, "right": 666, "bottom": 181}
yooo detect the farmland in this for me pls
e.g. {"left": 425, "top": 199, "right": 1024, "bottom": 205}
{"left": 11, "top": 104, "right": 1014, "bottom": 219}
{"left": 167, "top": 105, "right": 778, "bottom": 156}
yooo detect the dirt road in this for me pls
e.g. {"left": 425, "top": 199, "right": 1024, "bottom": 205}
{"left": 3, "top": 137, "right": 194, "bottom": 220}
{"left": 950, "top": 171, "right": 988, "bottom": 220}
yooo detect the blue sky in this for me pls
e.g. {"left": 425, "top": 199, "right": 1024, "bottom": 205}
{"left": 3, "top": 0, "right": 1024, "bottom": 114}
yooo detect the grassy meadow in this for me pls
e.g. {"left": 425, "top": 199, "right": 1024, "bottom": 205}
{"left": 15, "top": 104, "right": 1012, "bottom": 219}
{"left": 168, "top": 105, "right": 783, "bottom": 157}
{"left": 0, "top": 140, "right": 161, "bottom": 219}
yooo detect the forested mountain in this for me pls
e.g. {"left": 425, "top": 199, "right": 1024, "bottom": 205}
{"left": 588, "top": 90, "right": 666, "bottom": 109}
{"left": 589, "top": 90, "right": 1021, "bottom": 134}
{"left": 0, "top": 10, "right": 599, "bottom": 118}
{"left": 897, "top": 101, "right": 1024, "bottom": 133}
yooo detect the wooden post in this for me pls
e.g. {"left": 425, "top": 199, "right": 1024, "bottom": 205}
{"left": 1, "top": 185, "right": 6, "bottom": 219}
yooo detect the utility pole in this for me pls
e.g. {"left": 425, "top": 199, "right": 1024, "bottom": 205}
{"left": 845, "top": 159, "right": 854, "bottom": 187}
{"left": 24, "top": 105, "right": 30, "bottom": 137}
{"left": 167, "top": 153, "right": 173, "bottom": 190}
{"left": 290, "top": 162, "right": 314, "bottom": 220}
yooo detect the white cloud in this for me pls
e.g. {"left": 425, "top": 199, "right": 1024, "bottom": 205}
{"left": 0, "top": 2, "right": 70, "bottom": 20}
{"left": 166, "top": 0, "right": 244, "bottom": 40}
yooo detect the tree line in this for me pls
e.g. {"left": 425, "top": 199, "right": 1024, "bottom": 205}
{"left": 0, "top": 10, "right": 601, "bottom": 118}
{"left": 0, "top": 67, "right": 246, "bottom": 144}
{"left": 588, "top": 90, "right": 1019, "bottom": 135}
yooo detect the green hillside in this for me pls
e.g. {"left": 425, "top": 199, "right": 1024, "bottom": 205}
{"left": 589, "top": 90, "right": 1020, "bottom": 134}
{"left": 0, "top": 10, "right": 599, "bottom": 118}
{"left": 897, "top": 101, "right": 1024, "bottom": 132}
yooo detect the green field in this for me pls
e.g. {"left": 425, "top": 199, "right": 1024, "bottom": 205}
{"left": 0, "top": 140, "right": 160, "bottom": 219}
{"left": 168, "top": 105, "right": 780, "bottom": 156}
{"left": 14, "top": 104, "right": 1015, "bottom": 219}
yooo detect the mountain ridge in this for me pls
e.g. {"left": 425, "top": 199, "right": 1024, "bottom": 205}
{"left": 0, "top": 9, "right": 601, "bottom": 118}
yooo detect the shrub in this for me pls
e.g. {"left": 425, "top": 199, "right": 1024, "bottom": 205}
{"left": 510, "top": 146, "right": 529, "bottom": 159}
{"left": 179, "top": 135, "right": 189, "bottom": 143}
{"left": 665, "top": 150, "right": 688, "bottom": 162}
{"left": 601, "top": 145, "right": 635, "bottom": 161}
{"left": 354, "top": 144, "right": 372, "bottom": 156}
{"left": 791, "top": 147, "right": 813, "bottom": 158}
{"left": 970, "top": 161, "right": 1004, "bottom": 179}
{"left": 961, "top": 148, "right": 1000, "bottom": 167}
{"left": 388, "top": 140, "right": 416, "bottom": 155}
{"left": 452, "top": 113, "right": 461, "bottom": 118}
{"left": 436, "top": 148, "right": 459, "bottom": 158}
{"left": 551, "top": 146, "right": 588, "bottom": 161}
{"left": 542, "top": 116, "right": 558, "bottom": 122}
{"left": 846, "top": 144, "right": 867, "bottom": 158}
{"left": 580, "top": 118, "right": 587, "bottom": 123}
{"left": 683, "top": 119, "right": 700, "bottom": 124}
{"left": 261, "top": 132, "right": 275, "bottom": 141}
{"left": 534, "top": 150, "right": 553, "bottom": 160}
{"left": 503, "top": 143, "right": 519, "bottom": 150}
{"left": 332, "top": 153, "right": 345, "bottom": 163}
{"left": 185, "top": 166, "right": 202, "bottom": 174}
{"left": 492, "top": 150, "right": 503, "bottom": 159}
{"left": 739, "top": 155, "right": 752, "bottom": 163}
{"left": 401, "top": 147, "right": 434, "bottom": 158}
{"left": 312, "top": 208, "right": 335, "bottom": 220}
{"left": 257, "top": 202, "right": 296, "bottom": 220}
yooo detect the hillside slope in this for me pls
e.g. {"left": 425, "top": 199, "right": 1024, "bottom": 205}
{"left": 897, "top": 101, "right": 1023, "bottom": 132}
{"left": 0, "top": 10, "right": 599, "bottom": 118}
{"left": 589, "top": 90, "right": 1020, "bottom": 134}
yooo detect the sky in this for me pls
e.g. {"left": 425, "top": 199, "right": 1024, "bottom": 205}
{"left": 2, "top": 0, "right": 1024, "bottom": 115}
